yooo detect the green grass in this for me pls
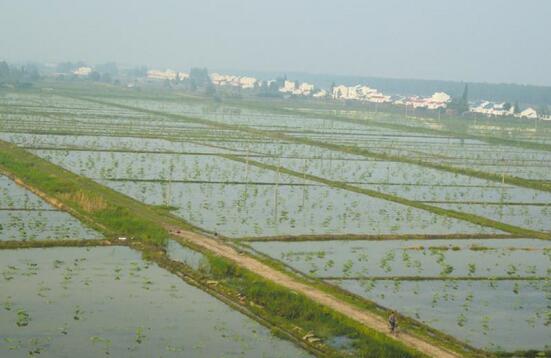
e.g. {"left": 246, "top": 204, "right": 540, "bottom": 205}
{"left": 495, "top": 349, "right": 551, "bottom": 358}
{"left": 0, "top": 239, "right": 116, "bottom": 250}
{"left": 239, "top": 233, "right": 515, "bottom": 242}
{"left": 0, "top": 140, "right": 185, "bottom": 245}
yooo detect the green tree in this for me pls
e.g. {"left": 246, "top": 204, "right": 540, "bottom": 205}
{"left": 88, "top": 71, "right": 101, "bottom": 81}
{"left": 461, "top": 83, "right": 469, "bottom": 103}
{"left": 513, "top": 101, "right": 521, "bottom": 114}
{"left": 0, "top": 61, "right": 9, "bottom": 80}
{"left": 448, "top": 84, "right": 470, "bottom": 113}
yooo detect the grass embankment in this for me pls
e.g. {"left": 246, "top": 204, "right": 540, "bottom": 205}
{"left": 0, "top": 140, "right": 186, "bottom": 245}
{"left": 0, "top": 140, "right": 441, "bottom": 357}
{"left": 320, "top": 276, "right": 549, "bottom": 281}
{"left": 495, "top": 349, "right": 551, "bottom": 358}
{"left": 240, "top": 233, "right": 517, "bottom": 242}
{"left": 146, "top": 238, "right": 431, "bottom": 358}
{"left": 0, "top": 239, "right": 117, "bottom": 250}
{"left": 221, "top": 154, "right": 551, "bottom": 240}
{"left": 68, "top": 94, "right": 551, "bottom": 194}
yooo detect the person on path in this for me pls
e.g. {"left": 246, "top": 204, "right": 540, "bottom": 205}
{"left": 388, "top": 311, "right": 398, "bottom": 335}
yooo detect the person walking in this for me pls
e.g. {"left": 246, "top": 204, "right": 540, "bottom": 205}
{"left": 388, "top": 311, "right": 398, "bottom": 335}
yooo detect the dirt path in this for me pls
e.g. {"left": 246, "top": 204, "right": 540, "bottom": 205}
{"left": 171, "top": 229, "right": 462, "bottom": 358}
{"left": 1, "top": 164, "right": 460, "bottom": 357}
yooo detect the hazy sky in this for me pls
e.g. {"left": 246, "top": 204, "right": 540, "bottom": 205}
{"left": 1, "top": 0, "right": 550, "bottom": 85}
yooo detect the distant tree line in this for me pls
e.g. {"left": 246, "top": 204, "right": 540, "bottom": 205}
{"left": 188, "top": 67, "right": 214, "bottom": 93}
{"left": 0, "top": 61, "right": 40, "bottom": 88}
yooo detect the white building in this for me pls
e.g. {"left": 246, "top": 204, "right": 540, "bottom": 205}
{"left": 332, "top": 84, "right": 391, "bottom": 103}
{"left": 147, "top": 69, "right": 188, "bottom": 81}
{"left": 278, "top": 80, "right": 315, "bottom": 96}
{"left": 397, "top": 92, "right": 451, "bottom": 109}
{"left": 426, "top": 92, "right": 451, "bottom": 109}
{"left": 210, "top": 73, "right": 260, "bottom": 89}
{"left": 313, "top": 89, "right": 327, "bottom": 98}
{"left": 365, "top": 93, "right": 392, "bottom": 103}
{"left": 279, "top": 80, "right": 297, "bottom": 93}
{"left": 470, "top": 101, "right": 514, "bottom": 117}
{"left": 517, "top": 107, "right": 538, "bottom": 119}
{"left": 332, "top": 85, "right": 351, "bottom": 99}
{"left": 73, "top": 67, "right": 92, "bottom": 77}
{"left": 297, "top": 82, "right": 314, "bottom": 95}
{"left": 239, "top": 76, "right": 257, "bottom": 89}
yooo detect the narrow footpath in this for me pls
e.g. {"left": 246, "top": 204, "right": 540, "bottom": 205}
{"left": 171, "top": 229, "right": 462, "bottom": 358}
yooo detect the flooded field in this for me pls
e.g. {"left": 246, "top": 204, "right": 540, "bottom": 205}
{"left": 250, "top": 239, "right": 551, "bottom": 278}
{"left": 0, "top": 246, "right": 312, "bottom": 357}
{"left": 252, "top": 238, "right": 551, "bottom": 351}
{"left": 0, "top": 175, "right": 101, "bottom": 241}
{"left": 1, "top": 90, "right": 550, "bottom": 354}
{"left": 332, "top": 279, "right": 550, "bottom": 351}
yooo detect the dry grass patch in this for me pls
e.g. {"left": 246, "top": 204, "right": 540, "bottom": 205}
{"left": 60, "top": 190, "right": 108, "bottom": 212}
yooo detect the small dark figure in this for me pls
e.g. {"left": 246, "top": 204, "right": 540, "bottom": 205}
{"left": 388, "top": 311, "right": 398, "bottom": 335}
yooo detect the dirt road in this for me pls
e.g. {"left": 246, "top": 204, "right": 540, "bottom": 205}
{"left": 1, "top": 164, "right": 460, "bottom": 357}
{"left": 171, "top": 229, "right": 462, "bottom": 358}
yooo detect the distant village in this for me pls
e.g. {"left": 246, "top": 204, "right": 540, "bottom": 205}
{"left": 62, "top": 65, "right": 550, "bottom": 121}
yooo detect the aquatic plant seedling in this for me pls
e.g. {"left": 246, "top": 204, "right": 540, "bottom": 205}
{"left": 16, "top": 309, "right": 30, "bottom": 327}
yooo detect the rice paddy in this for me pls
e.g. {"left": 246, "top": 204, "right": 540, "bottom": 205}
{"left": 0, "top": 175, "right": 101, "bottom": 241}
{"left": 0, "top": 246, "right": 313, "bottom": 357}
{"left": 1, "top": 87, "right": 550, "bottom": 356}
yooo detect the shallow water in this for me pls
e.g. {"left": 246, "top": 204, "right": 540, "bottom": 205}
{"left": 0, "top": 246, "right": 312, "bottom": 357}
{"left": 0, "top": 176, "right": 51, "bottom": 210}
{"left": 250, "top": 239, "right": 551, "bottom": 278}
{"left": 0, "top": 176, "right": 101, "bottom": 241}
{"left": 166, "top": 239, "right": 207, "bottom": 271}
{"left": 330, "top": 279, "right": 551, "bottom": 352}
{"left": 102, "top": 180, "right": 502, "bottom": 238}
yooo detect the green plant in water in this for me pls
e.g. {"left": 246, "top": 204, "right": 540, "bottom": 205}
{"left": 440, "top": 264, "right": 454, "bottom": 276}
{"left": 135, "top": 326, "right": 147, "bottom": 344}
{"left": 506, "top": 264, "right": 518, "bottom": 276}
{"left": 481, "top": 316, "right": 490, "bottom": 335}
{"left": 16, "top": 309, "right": 30, "bottom": 327}
{"left": 467, "top": 263, "right": 476, "bottom": 276}
{"left": 4, "top": 296, "right": 13, "bottom": 311}
{"left": 342, "top": 259, "right": 354, "bottom": 277}
{"left": 90, "top": 336, "right": 112, "bottom": 355}
{"left": 59, "top": 323, "right": 69, "bottom": 335}
{"left": 457, "top": 313, "right": 467, "bottom": 327}
{"left": 323, "top": 259, "right": 334, "bottom": 271}
{"left": 73, "top": 306, "right": 83, "bottom": 321}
